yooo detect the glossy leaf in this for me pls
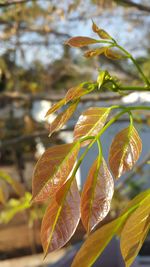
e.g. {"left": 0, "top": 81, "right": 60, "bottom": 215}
{"left": 71, "top": 190, "right": 150, "bottom": 267}
{"left": 74, "top": 107, "right": 111, "bottom": 146}
{"left": 45, "top": 99, "right": 65, "bottom": 118}
{"left": 104, "top": 48, "right": 125, "bottom": 60}
{"left": 81, "top": 158, "right": 114, "bottom": 233}
{"left": 84, "top": 47, "right": 106, "bottom": 58}
{"left": 109, "top": 126, "right": 142, "bottom": 179}
{"left": 49, "top": 101, "right": 78, "bottom": 136}
{"left": 92, "top": 21, "right": 112, "bottom": 40}
{"left": 41, "top": 179, "right": 80, "bottom": 256}
{"left": 71, "top": 217, "right": 121, "bottom": 267}
{"left": 32, "top": 142, "right": 80, "bottom": 202}
{"left": 66, "top": 36, "right": 99, "bottom": 47}
{"left": 97, "top": 70, "right": 107, "bottom": 89}
{"left": 120, "top": 195, "right": 150, "bottom": 267}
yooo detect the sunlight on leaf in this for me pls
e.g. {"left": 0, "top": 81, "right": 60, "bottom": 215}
{"left": 32, "top": 142, "right": 80, "bottom": 202}
{"left": 81, "top": 158, "right": 114, "bottom": 233}
{"left": 120, "top": 195, "right": 150, "bottom": 267}
{"left": 74, "top": 107, "right": 111, "bottom": 146}
{"left": 49, "top": 101, "right": 78, "bottom": 136}
{"left": 109, "top": 126, "right": 142, "bottom": 179}
{"left": 45, "top": 99, "right": 65, "bottom": 118}
{"left": 41, "top": 179, "right": 80, "bottom": 257}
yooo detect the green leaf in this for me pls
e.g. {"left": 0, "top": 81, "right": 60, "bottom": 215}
{"left": 0, "top": 170, "right": 25, "bottom": 197}
{"left": 0, "top": 192, "right": 31, "bottom": 223}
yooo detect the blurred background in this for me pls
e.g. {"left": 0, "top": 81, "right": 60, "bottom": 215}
{"left": 0, "top": 0, "right": 150, "bottom": 266}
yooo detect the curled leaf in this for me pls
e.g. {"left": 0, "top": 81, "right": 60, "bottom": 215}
{"left": 32, "top": 142, "right": 80, "bottom": 202}
{"left": 81, "top": 158, "right": 114, "bottom": 233}
{"left": 65, "top": 36, "right": 99, "bottom": 47}
{"left": 49, "top": 101, "right": 78, "bottom": 136}
{"left": 109, "top": 126, "right": 142, "bottom": 179}
{"left": 104, "top": 48, "right": 125, "bottom": 60}
{"left": 41, "top": 179, "right": 80, "bottom": 256}
{"left": 74, "top": 107, "right": 111, "bottom": 146}
{"left": 92, "top": 21, "right": 112, "bottom": 40}
{"left": 84, "top": 47, "right": 106, "bottom": 58}
{"left": 120, "top": 195, "right": 150, "bottom": 267}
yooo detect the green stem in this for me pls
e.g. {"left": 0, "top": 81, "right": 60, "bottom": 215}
{"left": 118, "top": 86, "right": 150, "bottom": 91}
{"left": 116, "top": 44, "right": 150, "bottom": 86}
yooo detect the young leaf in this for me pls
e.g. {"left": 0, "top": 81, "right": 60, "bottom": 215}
{"left": 74, "top": 107, "right": 111, "bottom": 146}
{"left": 81, "top": 158, "right": 114, "bottom": 233}
{"left": 65, "top": 84, "right": 94, "bottom": 103}
{"left": 84, "top": 47, "right": 106, "bottom": 58}
{"left": 49, "top": 101, "right": 78, "bottom": 136}
{"left": 92, "top": 21, "right": 112, "bottom": 40}
{"left": 71, "top": 216, "right": 122, "bottom": 267}
{"left": 104, "top": 48, "right": 125, "bottom": 60}
{"left": 45, "top": 99, "right": 65, "bottom": 118}
{"left": 109, "top": 126, "right": 142, "bottom": 179}
{"left": 120, "top": 195, "right": 150, "bottom": 267}
{"left": 71, "top": 190, "right": 150, "bottom": 267}
{"left": 65, "top": 36, "right": 99, "bottom": 47}
{"left": 41, "top": 179, "right": 80, "bottom": 256}
{"left": 32, "top": 142, "right": 80, "bottom": 202}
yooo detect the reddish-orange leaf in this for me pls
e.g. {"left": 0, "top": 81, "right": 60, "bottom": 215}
{"left": 49, "top": 101, "right": 78, "bottom": 136}
{"left": 74, "top": 107, "right": 111, "bottom": 146}
{"left": 32, "top": 142, "right": 80, "bottom": 202}
{"left": 84, "top": 47, "right": 106, "bottom": 58}
{"left": 109, "top": 126, "right": 142, "bottom": 179}
{"left": 65, "top": 84, "right": 94, "bottom": 103}
{"left": 45, "top": 99, "right": 65, "bottom": 118}
{"left": 81, "top": 158, "right": 114, "bottom": 233}
{"left": 41, "top": 179, "right": 80, "bottom": 256}
{"left": 104, "top": 48, "right": 125, "bottom": 60}
{"left": 65, "top": 36, "right": 99, "bottom": 47}
{"left": 120, "top": 195, "right": 150, "bottom": 267}
{"left": 92, "top": 21, "right": 112, "bottom": 40}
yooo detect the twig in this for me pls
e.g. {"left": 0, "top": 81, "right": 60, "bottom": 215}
{"left": 115, "top": 0, "right": 150, "bottom": 13}
{"left": 0, "top": 0, "right": 37, "bottom": 7}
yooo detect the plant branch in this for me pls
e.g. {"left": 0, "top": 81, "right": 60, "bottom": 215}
{"left": 0, "top": 0, "right": 37, "bottom": 7}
